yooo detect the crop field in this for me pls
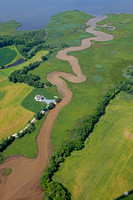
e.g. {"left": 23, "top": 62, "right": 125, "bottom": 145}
{"left": 54, "top": 92, "right": 133, "bottom": 200}
{"left": 0, "top": 81, "right": 33, "bottom": 140}
{"left": 0, "top": 20, "right": 21, "bottom": 35}
{"left": 0, "top": 50, "right": 48, "bottom": 140}
{"left": 21, "top": 88, "right": 55, "bottom": 113}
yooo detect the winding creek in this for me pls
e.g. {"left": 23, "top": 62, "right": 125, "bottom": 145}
{"left": 0, "top": 16, "right": 114, "bottom": 200}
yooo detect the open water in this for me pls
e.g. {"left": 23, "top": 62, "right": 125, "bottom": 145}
{"left": 0, "top": 0, "right": 133, "bottom": 30}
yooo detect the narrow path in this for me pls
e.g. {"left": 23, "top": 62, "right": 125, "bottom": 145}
{"left": 0, "top": 16, "right": 114, "bottom": 200}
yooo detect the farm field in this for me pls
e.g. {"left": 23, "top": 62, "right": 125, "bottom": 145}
{"left": 54, "top": 92, "right": 133, "bottom": 200}
{"left": 0, "top": 50, "right": 48, "bottom": 139}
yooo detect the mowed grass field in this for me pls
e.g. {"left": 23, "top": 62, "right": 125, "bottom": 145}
{"left": 0, "top": 50, "right": 48, "bottom": 140}
{"left": 54, "top": 92, "right": 133, "bottom": 200}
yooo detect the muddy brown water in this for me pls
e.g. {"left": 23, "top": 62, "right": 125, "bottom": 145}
{"left": 0, "top": 16, "right": 114, "bottom": 200}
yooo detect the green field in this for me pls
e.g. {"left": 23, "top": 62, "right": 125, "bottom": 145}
{"left": 0, "top": 45, "right": 24, "bottom": 68}
{"left": 21, "top": 88, "right": 55, "bottom": 113}
{"left": 2, "top": 116, "right": 46, "bottom": 159}
{"left": 0, "top": 50, "right": 48, "bottom": 139}
{"left": 54, "top": 92, "right": 133, "bottom": 200}
{"left": 0, "top": 47, "right": 17, "bottom": 66}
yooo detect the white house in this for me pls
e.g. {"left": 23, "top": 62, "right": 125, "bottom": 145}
{"left": 34, "top": 95, "right": 44, "bottom": 102}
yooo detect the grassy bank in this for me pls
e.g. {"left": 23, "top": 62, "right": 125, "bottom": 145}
{"left": 3, "top": 116, "right": 46, "bottom": 159}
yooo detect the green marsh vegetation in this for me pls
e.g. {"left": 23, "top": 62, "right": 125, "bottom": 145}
{"left": 0, "top": 11, "right": 133, "bottom": 199}
{"left": 51, "top": 13, "right": 133, "bottom": 199}
{"left": 0, "top": 10, "right": 93, "bottom": 157}
{"left": 0, "top": 20, "right": 21, "bottom": 36}
{"left": 6, "top": 168, "right": 12, "bottom": 176}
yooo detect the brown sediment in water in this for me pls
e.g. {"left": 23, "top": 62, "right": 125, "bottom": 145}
{"left": 0, "top": 15, "right": 114, "bottom": 200}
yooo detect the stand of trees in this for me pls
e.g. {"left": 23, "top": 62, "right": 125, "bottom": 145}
{"left": 0, "top": 29, "right": 46, "bottom": 58}
{"left": 8, "top": 61, "right": 46, "bottom": 88}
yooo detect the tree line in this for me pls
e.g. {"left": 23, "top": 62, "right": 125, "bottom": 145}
{"left": 40, "top": 75, "right": 133, "bottom": 199}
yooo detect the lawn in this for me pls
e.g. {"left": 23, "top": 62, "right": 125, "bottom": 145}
{"left": 54, "top": 92, "right": 133, "bottom": 200}
{"left": 21, "top": 88, "right": 56, "bottom": 113}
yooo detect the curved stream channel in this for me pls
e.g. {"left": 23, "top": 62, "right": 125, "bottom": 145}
{"left": 0, "top": 16, "right": 114, "bottom": 200}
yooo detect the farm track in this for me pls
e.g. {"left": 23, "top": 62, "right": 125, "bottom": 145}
{"left": 0, "top": 16, "right": 114, "bottom": 200}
